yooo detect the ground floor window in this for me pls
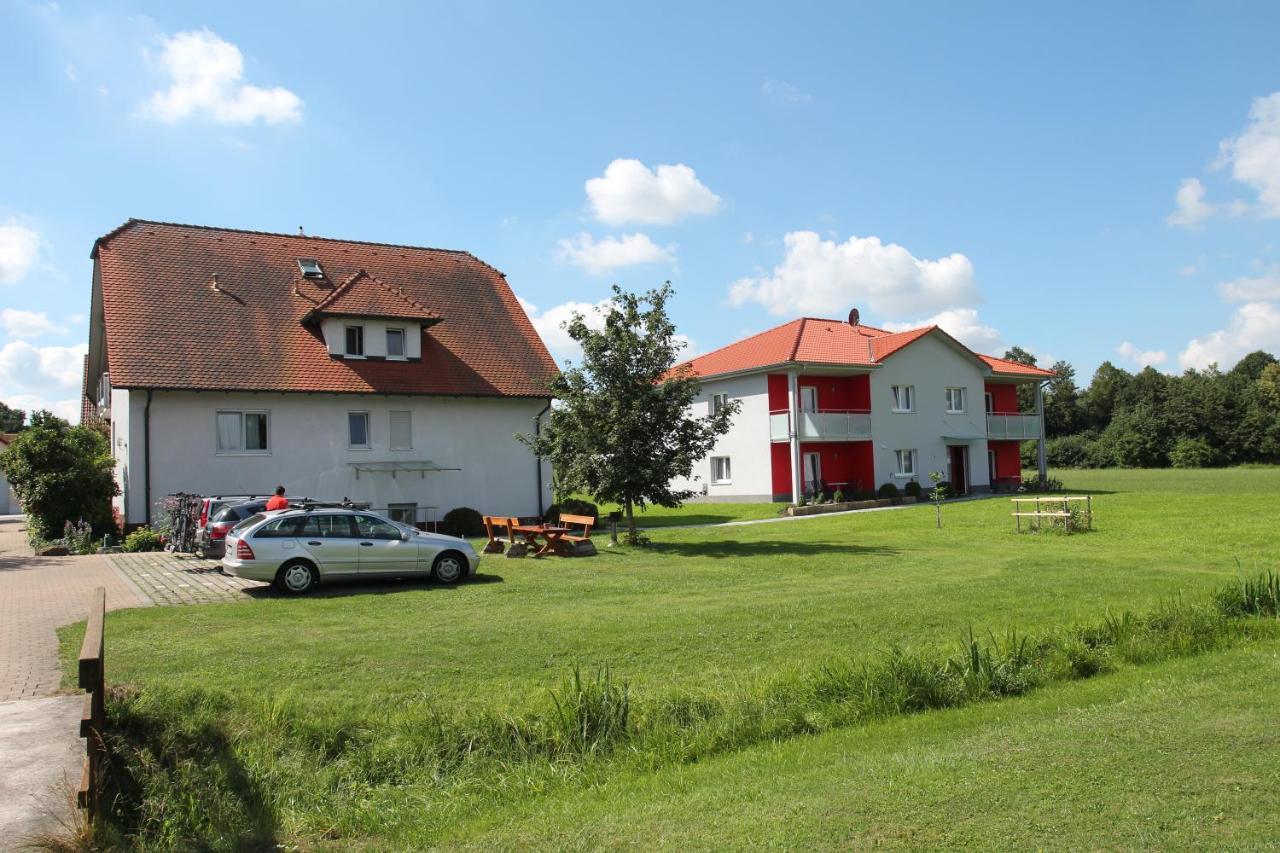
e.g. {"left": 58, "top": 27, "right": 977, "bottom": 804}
{"left": 387, "top": 503, "right": 418, "bottom": 525}
{"left": 894, "top": 449, "right": 916, "bottom": 476}
{"left": 711, "top": 456, "right": 732, "bottom": 483}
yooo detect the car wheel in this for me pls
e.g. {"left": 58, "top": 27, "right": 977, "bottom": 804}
{"left": 432, "top": 551, "right": 466, "bottom": 584}
{"left": 276, "top": 560, "right": 318, "bottom": 595}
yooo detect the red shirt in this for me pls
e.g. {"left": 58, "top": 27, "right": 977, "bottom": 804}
{"left": 265, "top": 495, "right": 289, "bottom": 511}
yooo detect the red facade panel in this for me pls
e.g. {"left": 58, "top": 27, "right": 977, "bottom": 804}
{"left": 767, "top": 373, "right": 789, "bottom": 410}
{"left": 984, "top": 383, "right": 1020, "bottom": 414}
{"left": 988, "top": 440, "right": 1023, "bottom": 483}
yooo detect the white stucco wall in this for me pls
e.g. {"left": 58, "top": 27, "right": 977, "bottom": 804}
{"left": 868, "top": 333, "right": 990, "bottom": 491}
{"left": 671, "top": 372, "right": 772, "bottom": 500}
{"left": 319, "top": 318, "right": 423, "bottom": 359}
{"left": 115, "top": 391, "right": 551, "bottom": 525}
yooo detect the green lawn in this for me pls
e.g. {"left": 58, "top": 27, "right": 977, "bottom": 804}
{"left": 567, "top": 493, "right": 784, "bottom": 527}
{"left": 67, "top": 468, "right": 1280, "bottom": 848}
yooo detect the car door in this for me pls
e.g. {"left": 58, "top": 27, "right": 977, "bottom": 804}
{"left": 353, "top": 514, "right": 424, "bottom": 576}
{"left": 295, "top": 514, "right": 361, "bottom": 576}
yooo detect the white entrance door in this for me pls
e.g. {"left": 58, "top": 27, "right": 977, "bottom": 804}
{"left": 803, "top": 452, "right": 822, "bottom": 496}
{"left": 800, "top": 386, "right": 818, "bottom": 413}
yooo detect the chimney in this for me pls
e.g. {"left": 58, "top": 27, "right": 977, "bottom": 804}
{"left": 210, "top": 273, "right": 222, "bottom": 292}
{"left": 847, "top": 307, "right": 860, "bottom": 326}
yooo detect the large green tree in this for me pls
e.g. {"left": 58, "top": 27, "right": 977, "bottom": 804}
{"left": 520, "top": 283, "right": 737, "bottom": 543}
{"left": 1002, "top": 346, "right": 1040, "bottom": 413}
{"left": 1043, "top": 360, "right": 1083, "bottom": 437}
{"left": 0, "top": 401, "right": 25, "bottom": 433}
{"left": 0, "top": 410, "right": 118, "bottom": 540}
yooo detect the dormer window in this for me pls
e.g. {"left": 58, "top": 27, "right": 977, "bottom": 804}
{"left": 344, "top": 325, "right": 365, "bottom": 357}
{"left": 386, "top": 328, "right": 405, "bottom": 359}
{"left": 298, "top": 258, "right": 324, "bottom": 279}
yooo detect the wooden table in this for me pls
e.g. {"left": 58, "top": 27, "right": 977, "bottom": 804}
{"left": 512, "top": 524, "right": 571, "bottom": 557}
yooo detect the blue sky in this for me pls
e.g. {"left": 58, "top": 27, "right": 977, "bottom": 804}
{"left": 3, "top": 0, "right": 1280, "bottom": 420}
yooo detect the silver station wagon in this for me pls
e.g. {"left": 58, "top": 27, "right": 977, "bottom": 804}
{"left": 221, "top": 508, "right": 480, "bottom": 594}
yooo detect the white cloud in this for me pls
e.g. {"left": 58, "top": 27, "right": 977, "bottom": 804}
{"left": 585, "top": 159, "right": 722, "bottom": 225}
{"left": 882, "top": 308, "right": 1002, "bottom": 353}
{"left": 139, "top": 29, "right": 302, "bottom": 126}
{"left": 728, "top": 231, "right": 978, "bottom": 317}
{"left": 556, "top": 232, "right": 675, "bottom": 274}
{"left": 1217, "top": 267, "right": 1280, "bottom": 302}
{"left": 0, "top": 222, "right": 41, "bottom": 285}
{"left": 762, "top": 79, "right": 812, "bottom": 103}
{"left": 518, "top": 296, "right": 612, "bottom": 365}
{"left": 0, "top": 341, "right": 88, "bottom": 422}
{"left": 1167, "top": 178, "right": 1215, "bottom": 228}
{"left": 1117, "top": 341, "right": 1168, "bottom": 369}
{"left": 0, "top": 309, "right": 66, "bottom": 338}
{"left": 1217, "top": 91, "right": 1280, "bottom": 217}
{"left": 1179, "top": 301, "right": 1280, "bottom": 370}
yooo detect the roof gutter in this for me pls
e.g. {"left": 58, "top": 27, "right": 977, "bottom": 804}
{"left": 534, "top": 399, "right": 551, "bottom": 517}
{"left": 685, "top": 361, "right": 882, "bottom": 383}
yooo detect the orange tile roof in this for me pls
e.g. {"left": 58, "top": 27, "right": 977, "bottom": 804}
{"left": 675, "top": 317, "right": 1055, "bottom": 380}
{"left": 92, "top": 220, "right": 558, "bottom": 397}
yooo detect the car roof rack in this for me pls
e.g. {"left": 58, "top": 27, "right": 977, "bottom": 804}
{"left": 286, "top": 500, "right": 371, "bottom": 512}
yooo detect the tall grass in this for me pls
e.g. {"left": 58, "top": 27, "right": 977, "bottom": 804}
{"left": 93, "top": 572, "right": 1280, "bottom": 850}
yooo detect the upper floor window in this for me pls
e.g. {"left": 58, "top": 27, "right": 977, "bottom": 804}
{"left": 891, "top": 385, "right": 914, "bottom": 412}
{"left": 348, "top": 411, "right": 370, "bottom": 449}
{"left": 945, "top": 387, "right": 966, "bottom": 414}
{"left": 985, "top": 392, "right": 994, "bottom": 415}
{"left": 800, "top": 385, "right": 818, "bottom": 413}
{"left": 389, "top": 410, "right": 412, "bottom": 450}
{"left": 711, "top": 393, "right": 729, "bottom": 415}
{"left": 216, "top": 411, "right": 269, "bottom": 454}
{"left": 345, "top": 325, "right": 365, "bottom": 357}
{"left": 386, "top": 328, "right": 406, "bottom": 359}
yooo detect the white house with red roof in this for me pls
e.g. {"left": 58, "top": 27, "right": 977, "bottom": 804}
{"left": 82, "top": 220, "right": 558, "bottom": 528}
{"left": 670, "top": 311, "right": 1054, "bottom": 503}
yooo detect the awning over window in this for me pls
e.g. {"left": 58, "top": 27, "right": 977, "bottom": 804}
{"left": 348, "top": 461, "right": 461, "bottom": 479}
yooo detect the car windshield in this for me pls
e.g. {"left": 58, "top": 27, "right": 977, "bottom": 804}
{"left": 231, "top": 513, "right": 267, "bottom": 534}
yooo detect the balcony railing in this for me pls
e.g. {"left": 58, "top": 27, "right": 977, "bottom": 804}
{"left": 986, "top": 412, "right": 1041, "bottom": 440}
{"left": 769, "top": 409, "right": 872, "bottom": 442}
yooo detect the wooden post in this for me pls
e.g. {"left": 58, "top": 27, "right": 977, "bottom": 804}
{"left": 1087, "top": 495, "right": 1093, "bottom": 530}
{"left": 77, "top": 587, "right": 106, "bottom": 824}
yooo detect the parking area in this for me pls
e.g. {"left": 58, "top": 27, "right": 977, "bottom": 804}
{"left": 105, "top": 552, "right": 268, "bottom": 605}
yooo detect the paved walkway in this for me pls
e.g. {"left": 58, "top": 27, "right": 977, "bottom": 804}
{"left": 106, "top": 551, "right": 267, "bottom": 605}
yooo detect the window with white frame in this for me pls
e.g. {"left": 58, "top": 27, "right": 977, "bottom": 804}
{"left": 711, "top": 456, "right": 732, "bottom": 483}
{"left": 344, "top": 325, "right": 365, "bottom": 357}
{"left": 891, "top": 385, "right": 914, "bottom": 412}
{"left": 386, "top": 328, "right": 406, "bottom": 359}
{"left": 348, "top": 411, "right": 370, "bottom": 449}
{"left": 945, "top": 387, "right": 966, "bottom": 413}
{"left": 711, "top": 393, "right": 729, "bottom": 415}
{"left": 387, "top": 502, "right": 418, "bottom": 525}
{"left": 894, "top": 449, "right": 916, "bottom": 477}
{"left": 216, "top": 411, "right": 269, "bottom": 454}
{"left": 985, "top": 392, "right": 994, "bottom": 415}
{"left": 389, "top": 410, "right": 412, "bottom": 450}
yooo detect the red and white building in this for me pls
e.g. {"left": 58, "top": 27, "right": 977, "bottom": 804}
{"left": 671, "top": 312, "right": 1055, "bottom": 503}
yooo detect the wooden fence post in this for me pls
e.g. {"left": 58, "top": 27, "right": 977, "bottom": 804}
{"left": 77, "top": 587, "right": 106, "bottom": 824}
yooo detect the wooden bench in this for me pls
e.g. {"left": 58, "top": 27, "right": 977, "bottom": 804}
{"left": 482, "top": 515, "right": 520, "bottom": 554}
{"left": 1012, "top": 496, "right": 1093, "bottom": 533}
{"left": 557, "top": 514, "right": 598, "bottom": 556}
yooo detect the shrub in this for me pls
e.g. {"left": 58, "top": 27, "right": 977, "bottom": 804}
{"left": 440, "top": 507, "right": 485, "bottom": 538}
{"left": 62, "top": 519, "right": 96, "bottom": 555}
{"left": 1169, "top": 437, "right": 1217, "bottom": 469}
{"left": 832, "top": 490, "right": 844, "bottom": 503}
{"left": 876, "top": 482, "right": 899, "bottom": 499}
{"left": 123, "top": 528, "right": 163, "bottom": 553}
{"left": 546, "top": 498, "right": 599, "bottom": 525}
{"left": 1046, "top": 433, "right": 1100, "bottom": 468}
{"left": 902, "top": 481, "right": 922, "bottom": 499}
{"left": 932, "top": 481, "right": 953, "bottom": 499}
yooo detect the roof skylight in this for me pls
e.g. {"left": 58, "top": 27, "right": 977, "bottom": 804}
{"left": 297, "top": 258, "right": 324, "bottom": 279}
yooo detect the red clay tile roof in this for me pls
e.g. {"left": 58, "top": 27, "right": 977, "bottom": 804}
{"left": 304, "top": 270, "right": 442, "bottom": 324}
{"left": 675, "top": 317, "right": 1055, "bottom": 380}
{"left": 92, "top": 220, "right": 558, "bottom": 397}
{"left": 979, "top": 354, "right": 1056, "bottom": 378}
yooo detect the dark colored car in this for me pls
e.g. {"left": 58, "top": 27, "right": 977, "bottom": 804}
{"left": 196, "top": 495, "right": 271, "bottom": 551}
{"left": 199, "top": 497, "right": 312, "bottom": 558}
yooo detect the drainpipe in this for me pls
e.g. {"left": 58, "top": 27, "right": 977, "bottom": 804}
{"left": 1035, "top": 381, "right": 1048, "bottom": 482}
{"left": 533, "top": 400, "right": 551, "bottom": 517}
{"left": 143, "top": 389, "right": 153, "bottom": 526}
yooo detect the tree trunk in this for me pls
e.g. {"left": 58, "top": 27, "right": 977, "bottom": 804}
{"left": 624, "top": 497, "right": 637, "bottom": 544}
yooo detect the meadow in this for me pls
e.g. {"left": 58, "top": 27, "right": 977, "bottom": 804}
{"left": 64, "top": 468, "right": 1280, "bottom": 849}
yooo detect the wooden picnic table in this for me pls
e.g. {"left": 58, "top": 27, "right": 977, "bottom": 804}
{"left": 512, "top": 523, "right": 571, "bottom": 557}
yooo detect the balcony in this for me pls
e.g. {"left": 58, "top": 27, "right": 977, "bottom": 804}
{"left": 769, "top": 410, "right": 872, "bottom": 442}
{"left": 986, "top": 412, "right": 1041, "bottom": 440}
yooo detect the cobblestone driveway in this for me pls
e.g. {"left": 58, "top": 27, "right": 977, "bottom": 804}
{"left": 105, "top": 552, "right": 269, "bottom": 605}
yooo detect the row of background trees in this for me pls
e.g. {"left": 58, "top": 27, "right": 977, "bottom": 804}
{"left": 1002, "top": 347, "right": 1280, "bottom": 469}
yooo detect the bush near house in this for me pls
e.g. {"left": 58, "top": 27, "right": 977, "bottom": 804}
{"left": 440, "top": 507, "right": 486, "bottom": 538}
{"left": 903, "top": 481, "right": 923, "bottom": 499}
{"left": 546, "top": 498, "right": 600, "bottom": 525}
{"left": 0, "top": 411, "right": 118, "bottom": 541}
{"left": 877, "top": 482, "right": 900, "bottom": 499}
{"left": 123, "top": 528, "right": 164, "bottom": 553}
